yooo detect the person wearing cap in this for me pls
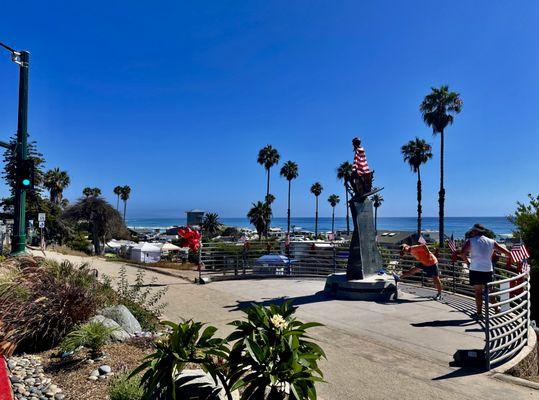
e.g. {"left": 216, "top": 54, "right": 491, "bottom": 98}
{"left": 394, "top": 242, "right": 443, "bottom": 300}
{"left": 459, "top": 223, "right": 511, "bottom": 319}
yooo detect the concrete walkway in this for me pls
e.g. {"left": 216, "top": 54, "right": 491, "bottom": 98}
{"left": 35, "top": 251, "right": 537, "bottom": 400}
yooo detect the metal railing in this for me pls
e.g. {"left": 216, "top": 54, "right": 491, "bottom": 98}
{"left": 200, "top": 240, "right": 531, "bottom": 369}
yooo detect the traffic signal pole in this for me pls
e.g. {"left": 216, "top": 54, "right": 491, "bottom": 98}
{"left": 11, "top": 51, "right": 29, "bottom": 255}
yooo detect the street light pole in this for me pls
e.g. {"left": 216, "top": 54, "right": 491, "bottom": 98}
{"left": 11, "top": 50, "right": 30, "bottom": 255}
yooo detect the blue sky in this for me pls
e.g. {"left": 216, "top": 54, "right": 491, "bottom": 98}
{"left": 0, "top": 1, "right": 537, "bottom": 219}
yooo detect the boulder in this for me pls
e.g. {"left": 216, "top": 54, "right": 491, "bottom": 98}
{"left": 90, "top": 315, "right": 131, "bottom": 342}
{"left": 100, "top": 305, "right": 142, "bottom": 334}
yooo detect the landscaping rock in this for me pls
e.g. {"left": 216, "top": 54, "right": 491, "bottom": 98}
{"left": 90, "top": 315, "right": 131, "bottom": 342}
{"left": 101, "top": 305, "right": 142, "bottom": 334}
{"left": 98, "top": 365, "right": 111, "bottom": 375}
{"left": 7, "top": 355, "right": 63, "bottom": 400}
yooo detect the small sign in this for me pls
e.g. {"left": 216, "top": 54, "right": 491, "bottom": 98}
{"left": 39, "top": 221, "right": 45, "bottom": 229}
{"left": 38, "top": 213, "right": 46, "bottom": 222}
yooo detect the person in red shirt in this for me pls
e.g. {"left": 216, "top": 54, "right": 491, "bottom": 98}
{"left": 393, "top": 243, "right": 443, "bottom": 300}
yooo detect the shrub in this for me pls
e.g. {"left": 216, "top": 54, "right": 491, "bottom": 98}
{"left": 109, "top": 373, "right": 144, "bottom": 400}
{"left": 66, "top": 231, "right": 92, "bottom": 254}
{"left": 131, "top": 320, "right": 230, "bottom": 400}
{"left": 115, "top": 266, "right": 168, "bottom": 331}
{"left": 0, "top": 258, "right": 106, "bottom": 354}
{"left": 61, "top": 321, "right": 117, "bottom": 357}
{"left": 227, "top": 302, "right": 325, "bottom": 400}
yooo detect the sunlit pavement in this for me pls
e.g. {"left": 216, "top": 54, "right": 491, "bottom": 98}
{"left": 36, "top": 251, "right": 538, "bottom": 400}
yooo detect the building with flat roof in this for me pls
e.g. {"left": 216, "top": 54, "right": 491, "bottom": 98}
{"left": 186, "top": 209, "right": 205, "bottom": 227}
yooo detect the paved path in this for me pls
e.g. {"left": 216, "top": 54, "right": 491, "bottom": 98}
{"left": 36, "top": 251, "right": 537, "bottom": 400}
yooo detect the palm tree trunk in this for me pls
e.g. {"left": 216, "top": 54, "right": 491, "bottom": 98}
{"left": 374, "top": 207, "right": 378, "bottom": 234}
{"left": 314, "top": 196, "right": 319, "bottom": 237}
{"left": 331, "top": 207, "right": 335, "bottom": 233}
{"left": 116, "top": 195, "right": 119, "bottom": 211}
{"left": 439, "top": 130, "right": 445, "bottom": 247}
{"left": 345, "top": 187, "right": 350, "bottom": 235}
{"left": 287, "top": 180, "right": 291, "bottom": 235}
{"left": 417, "top": 167, "right": 422, "bottom": 238}
{"left": 266, "top": 168, "right": 270, "bottom": 199}
{"left": 123, "top": 201, "right": 127, "bottom": 222}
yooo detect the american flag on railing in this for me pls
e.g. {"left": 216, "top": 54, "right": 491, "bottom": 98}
{"left": 447, "top": 234, "right": 457, "bottom": 254}
{"left": 511, "top": 242, "right": 530, "bottom": 263}
{"left": 352, "top": 145, "right": 370, "bottom": 175}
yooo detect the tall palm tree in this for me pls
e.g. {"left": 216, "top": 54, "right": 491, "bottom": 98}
{"left": 113, "top": 186, "right": 123, "bottom": 211}
{"left": 247, "top": 201, "right": 272, "bottom": 240}
{"left": 202, "top": 212, "right": 222, "bottom": 238}
{"left": 337, "top": 161, "right": 353, "bottom": 235}
{"left": 83, "top": 187, "right": 101, "bottom": 197}
{"left": 371, "top": 194, "right": 383, "bottom": 234}
{"left": 310, "top": 182, "right": 323, "bottom": 237}
{"left": 420, "top": 85, "right": 463, "bottom": 247}
{"left": 43, "top": 168, "right": 70, "bottom": 205}
{"left": 257, "top": 145, "right": 280, "bottom": 199}
{"left": 120, "top": 185, "right": 131, "bottom": 221}
{"left": 280, "top": 161, "right": 299, "bottom": 236}
{"left": 327, "top": 194, "right": 340, "bottom": 234}
{"left": 401, "top": 137, "right": 433, "bottom": 237}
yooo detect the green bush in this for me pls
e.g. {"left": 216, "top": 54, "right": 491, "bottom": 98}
{"left": 66, "top": 231, "right": 92, "bottom": 254}
{"left": 115, "top": 266, "right": 167, "bottom": 331}
{"left": 131, "top": 320, "right": 229, "bottom": 400}
{"left": 61, "top": 321, "right": 117, "bottom": 357}
{"left": 227, "top": 301, "right": 325, "bottom": 399}
{"left": 109, "top": 373, "right": 144, "bottom": 400}
{"left": 131, "top": 303, "right": 326, "bottom": 400}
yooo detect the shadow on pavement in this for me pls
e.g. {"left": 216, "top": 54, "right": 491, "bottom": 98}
{"left": 411, "top": 319, "right": 476, "bottom": 328}
{"left": 225, "top": 291, "right": 333, "bottom": 311}
{"left": 432, "top": 366, "right": 484, "bottom": 380}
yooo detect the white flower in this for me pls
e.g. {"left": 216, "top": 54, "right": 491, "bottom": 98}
{"left": 270, "top": 314, "right": 287, "bottom": 330}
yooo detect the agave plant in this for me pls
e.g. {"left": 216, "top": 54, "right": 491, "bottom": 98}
{"left": 227, "top": 302, "right": 325, "bottom": 400}
{"left": 131, "top": 319, "right": 231, "bottom": 400}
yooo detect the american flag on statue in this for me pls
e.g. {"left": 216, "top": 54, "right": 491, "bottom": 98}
{"left": 352, "top": 146, "right": 370, "bottom": 175}
{"left": 511, "top": 242, "right": 530, "bottom": 263}
{"left": 447, "top": 234, "right": 457, "bottom": 254}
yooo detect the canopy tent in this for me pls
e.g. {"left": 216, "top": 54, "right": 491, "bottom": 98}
{"left": 160, "top": 242, "right": 183, "bottom": 252}
{"left": 130, "top": 242, "right": 161, "bottom": 263}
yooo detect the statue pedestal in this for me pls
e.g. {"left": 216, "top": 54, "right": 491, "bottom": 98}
{"left": 324, "top": 272, "right": 397, "bottom": 301}
{"left": 325, "top": 198, "right": 396, "bottom": 300}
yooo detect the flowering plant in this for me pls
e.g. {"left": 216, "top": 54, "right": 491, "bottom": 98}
{"left": 178, "top": 227, "right": 202, "bottom": 252}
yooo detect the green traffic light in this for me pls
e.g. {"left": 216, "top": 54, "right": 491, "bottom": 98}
{"left": 22, "top": 178, "right": 30, "bottom": 187}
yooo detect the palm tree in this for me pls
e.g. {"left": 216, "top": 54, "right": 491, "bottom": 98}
{"left": 280, "top": 161, "right": 299, "bottom": 236}
{"left": 257, "top": 145, "right": 280, "bottom": 199}
{"left": 83, "top": 187, "right": 101, "bottom": 197}
{"left": 371, "top": 194, "right": 383, "bottom": 234}
{"left": 264, "top": 194, "right": 276, "bottom": 205}
{"left": 310, "top": 182, "right": 323, "bottom": 237}
{"left": 113, "top": 186, "right": 123, "bottom": 211}
{"left": 120, "top": 185, "right": 131, "bottom": 221}
{"left": 327, "top": 194, "right": 340, "bottom": 234}
{"left": 401, "top": 137, "right": 433, "bottom": 237}
{"left": 420, "top": 85, "right": 463, "bottom": 247}
{"left": 247, "top": 201, "right": 272, "bottom": 240}
{"left": 202, "top": 212, "right": 222, "bottom": 238}
{"left": 337, "top": 161, "right": 353, "bottom": 235}
{"left": 43, "top": 168, "right": 70, "bottom": 205}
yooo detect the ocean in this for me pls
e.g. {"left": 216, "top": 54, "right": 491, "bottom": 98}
{"left": 126, "top": 216, "right": 514, "bottom": 239}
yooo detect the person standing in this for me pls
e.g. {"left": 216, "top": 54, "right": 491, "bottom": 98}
{"left": 459, "top": 224, "right": 511, "bottom": 319}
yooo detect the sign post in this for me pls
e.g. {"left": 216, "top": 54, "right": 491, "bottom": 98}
{"left": 38, "top": 213, "right": 45, "bottom": 251}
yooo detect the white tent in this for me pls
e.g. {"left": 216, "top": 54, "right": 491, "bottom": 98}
{"left": 160, "top": 242, "right": 183, "bottom": 252}
{"left": 130, "top": 242, "right": 161, "bottom": 263}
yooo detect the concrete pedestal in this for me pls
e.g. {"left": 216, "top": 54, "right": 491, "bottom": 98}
{"left": 324, "top": 272, "right": 397, "bottom": 301}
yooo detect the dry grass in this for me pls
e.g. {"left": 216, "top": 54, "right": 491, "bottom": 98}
{"left": 48, "top": 244, "right": 89, "bottom": 257}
